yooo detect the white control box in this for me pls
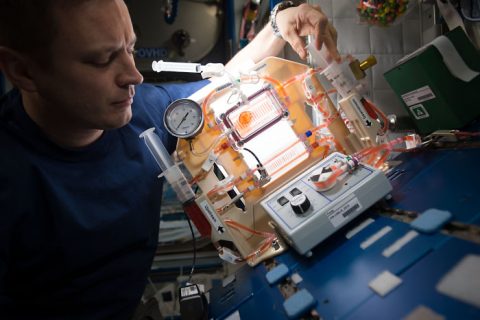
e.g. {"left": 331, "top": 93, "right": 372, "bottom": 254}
{"left": 260, "top": 152, "right": 392, "bottom": 255}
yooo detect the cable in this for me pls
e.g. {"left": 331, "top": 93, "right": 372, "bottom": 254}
{"left": 243, "top": 147, "right": 271, "bottom": 183}
{"left": 183, "top": 212, "right": 197, "bottom": 284}
{"left": 242, "top": 147, "right": 263, "bottom": 167}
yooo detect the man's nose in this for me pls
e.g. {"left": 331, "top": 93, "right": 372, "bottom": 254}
{"left": 116, "top": 52, "right": 143, "bottom": 87}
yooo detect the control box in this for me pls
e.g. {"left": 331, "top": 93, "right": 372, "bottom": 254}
{"left": 261, "top": 152, "right": 392, "bottom": 255}
{"left": 384, "top": 27, "right": 480, "bottom": 135}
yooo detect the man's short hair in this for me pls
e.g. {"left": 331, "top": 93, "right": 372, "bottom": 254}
{"left": 0, "top": 0, "right": 89, "bottom": 57}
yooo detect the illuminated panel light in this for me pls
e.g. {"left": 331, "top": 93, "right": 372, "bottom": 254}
{"left": 223, "top": 88, "right": 286, "bottom": 146}
{"left": 242, "top": 120, "right": 308, "bottom": 182}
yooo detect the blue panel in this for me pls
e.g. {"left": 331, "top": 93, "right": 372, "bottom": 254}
{"left": 288, "top": 216, "right": 445, "bottom": 319}
{"left": 389, "top": 148, "right": 480, "bottom": 224}
{"left": 233, "top": 286, "right": 290, "bottom": 320}
{"left": 209, "top": 263, "right": 270, "bottom": 319}
{"left": 345, "top": 237, "right": 480, "bottom": 319}
{"left": 208, "top": 213, "right": 450, "bottom": 319}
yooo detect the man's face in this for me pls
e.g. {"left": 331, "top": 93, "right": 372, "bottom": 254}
{"left": 30, "top": 0, "right": 143, "bottom": 131}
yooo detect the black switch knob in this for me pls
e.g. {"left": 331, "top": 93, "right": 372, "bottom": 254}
{"left": 290, "top": 194, "right": 310, "bottom": 215}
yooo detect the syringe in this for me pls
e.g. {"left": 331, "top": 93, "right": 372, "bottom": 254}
{"left": 139, "top": 128, "right": 212, "bottom": 236}
{"left": 152, "top": 60, "right": 225, "bottom": 78}
{"left": 140, "top": 128, "right": 195, "bottom": 203}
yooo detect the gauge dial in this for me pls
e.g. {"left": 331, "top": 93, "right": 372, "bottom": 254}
{"left": 164, "top": 99, "right": 205, "bottom": 138}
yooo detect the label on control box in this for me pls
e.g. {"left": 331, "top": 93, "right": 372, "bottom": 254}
{"left": 401, "top": 85, "right": 436, "bottom": 107}
{"left": 326, "top": 196, "right": 362, "bottom": 227}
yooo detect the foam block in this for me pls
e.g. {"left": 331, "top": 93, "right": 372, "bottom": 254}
{"left": 265, "top": 263, "right": 289, "bottom": 285}
{"left": 410, "top": 208, "right": 452, "bottom": 233}
{"left": 283, "top": 289, "right": 316, "bottom": 319}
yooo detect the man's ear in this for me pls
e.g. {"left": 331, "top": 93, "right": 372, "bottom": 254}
{"left": 0, "top": 47, "right": 38, "bottom": 92}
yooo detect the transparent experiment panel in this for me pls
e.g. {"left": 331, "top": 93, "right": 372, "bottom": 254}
{"left": 224, "top": 87, "right": 287, "bottom": 145}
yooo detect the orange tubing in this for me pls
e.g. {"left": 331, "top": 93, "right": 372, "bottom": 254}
{"left": 224, "top": 219, "right": 277, "bottom": 262}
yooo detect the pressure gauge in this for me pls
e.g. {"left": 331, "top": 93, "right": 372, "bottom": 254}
{"left": 164, "top": 99, "right": 205, "bottom": 139}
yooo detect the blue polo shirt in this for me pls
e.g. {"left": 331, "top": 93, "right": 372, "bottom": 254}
{"left": 0, "top": 81, "right": 207, "bottom": 319}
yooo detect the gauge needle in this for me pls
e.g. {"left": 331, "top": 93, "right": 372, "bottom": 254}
{"left": 176, "top": 111, "right": 190, "bottom": 129}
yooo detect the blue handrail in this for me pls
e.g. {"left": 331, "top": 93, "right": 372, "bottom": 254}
{"left": 270, "top": 0, "right": 282, "bottom": 10}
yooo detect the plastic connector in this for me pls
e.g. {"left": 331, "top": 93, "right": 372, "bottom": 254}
{"left": 201, "top": 151, "right": 218, "bottom": 172}
{"left": 218, "top": 247, "right": 242, "bottom": 264}
{"left": 199, "top": 63, "right": 225, "bottom": 78}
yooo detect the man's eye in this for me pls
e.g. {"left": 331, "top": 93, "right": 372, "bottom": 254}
{"left": 90, "top": 55, "right": 115, "bottom": 67}
{"left": 92, "top": 60, "right": 111, "bottom": 67}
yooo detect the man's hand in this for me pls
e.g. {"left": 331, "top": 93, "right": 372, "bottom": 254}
{"left": 276, "top": 3, "right": 339, "bottom": 62}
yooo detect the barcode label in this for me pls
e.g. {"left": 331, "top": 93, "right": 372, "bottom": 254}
{"left": 181, "top": 285, "right": 198, "bottom": 297}
{"left": 401, "top": 86, "right": 436, "bottom": 107}
{"left": 327, "top": 197, "right": 363, "bottom": 228}
{"left": 342, "top": 203, "right": 360, "bottom": 218}
{"left": 417, "top": 93, "right": 434, "bottom": 100}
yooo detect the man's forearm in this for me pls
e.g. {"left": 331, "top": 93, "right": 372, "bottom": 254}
{"left": 224, "top": 2, "right": 338, "bottom": 74}
{"left": 225, "top": 23, "right": 286, "bottom": 73}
